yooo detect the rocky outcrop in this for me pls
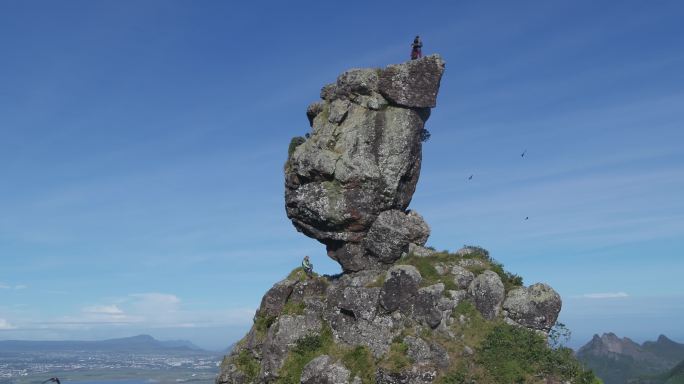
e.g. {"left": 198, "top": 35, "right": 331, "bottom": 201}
{"left": 300, "top": 355, "right": 355, "bottom": 384}
{"left": 502, "top": 283, "right": 562, "bottom": 332}
{"left": 216, "top": 253, "right": 569, "bottom": 383}
{"left": 467, "top": 270, "right": 505, "bottom": 320}
{"left": 285, "top": 55, "right": 445, "bottom": 273}
{"left": 216, "top": 55, "right": 593, "bottom": 384}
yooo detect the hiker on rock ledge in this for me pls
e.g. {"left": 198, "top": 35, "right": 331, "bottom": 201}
{"left": 302, "top": 255, "right": 314, "bottom": 277}
{"left": 411, "top": 35, "right": 423, "bottom": 60}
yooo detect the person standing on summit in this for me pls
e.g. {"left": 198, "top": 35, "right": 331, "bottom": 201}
{"left": 411, "top": 35, "right": 423, "bottom": 60}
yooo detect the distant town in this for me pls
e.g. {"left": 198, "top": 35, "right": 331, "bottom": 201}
{"left": 0, "top": 335, "right": 223, "bottom": 384}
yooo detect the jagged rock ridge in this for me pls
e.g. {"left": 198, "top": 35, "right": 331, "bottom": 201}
{"left": 577, "top": 333, "right": 684, "bottom": 384}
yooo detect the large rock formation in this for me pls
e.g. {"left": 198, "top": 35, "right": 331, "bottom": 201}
{"left": 285, "top": 55, "right": 445, "bottom": 273}
{"left": 216, "top": 56, "right": 596, "bottom": 384}
{"left": 216, "top": 249, "right": 577, "bottom": 384}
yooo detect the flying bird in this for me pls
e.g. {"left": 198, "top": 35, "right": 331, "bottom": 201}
{"left": 468, "top": 174, "right": 473, "bottom": 180}
{"left": 521, "top": 150, "right": 527, "bottom": 158}
{"left": 524, "top": 216, "right": 529, "bottom": 220}
{"left": 42, "top": 378, "right": 60, "bottom": 384}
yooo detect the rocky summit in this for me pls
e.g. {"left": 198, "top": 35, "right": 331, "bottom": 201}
{"left": 285, "top": 55, "right": 444, "bottom": 273}
{"left": 217, "top": 56, "right": 598, "bottom": 384}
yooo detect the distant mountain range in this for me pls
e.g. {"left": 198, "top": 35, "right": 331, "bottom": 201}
{"left": 577, "top": 333, "right": 684, "bottom": 384}
{"left": 0, "top": 334, "right": 210, "bottom": 354}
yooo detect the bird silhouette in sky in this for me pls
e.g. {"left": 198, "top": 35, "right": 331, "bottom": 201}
{"left": 524, "top": 216, "right": 529, "bottom": 220}
{"left": 42, "top": 378, "right": 61, "bottom": 384}
{"left": 468, "top": 174, "right": 473, "bottom": 180}
{"left": 521, "top": 149, "right": 527, "bottom": 158}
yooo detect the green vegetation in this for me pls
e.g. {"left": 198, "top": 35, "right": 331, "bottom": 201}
{"left": 254, "top": 312, "right": 277, "bottom": 339}
{"left": 281, "top": 300, "right": 306, "bottom": 315}
{"left": 379, "top": 341, "right": 411, "bottom": 372}
{"left": 234, "top": 350, "right": 260, "bottom": 382}
{"left": 398, "top": 253, "right": 458, "bottom": 290}
{"left": 341, "top": 346, "right": 376, "bottom": 384}
{"left": 486, "top": 261, "right": 523, "bottom": 291}
{"left": 477, "top": 323, "right": 600, "bottom": 384}
{"left": 288, "top": 136, "right": 306, "bottom": 157}
{"left": 635, "top": 359, "right": 684, "bottom": 384}
{"left": 287, "top": 266, "right": 309, "bottom": 281}
{"left": 399, "top": 246, "right": 523, "bottom": 291}
{"left": 276, "top": 325, "right": 334, "bottom": 384}
{"left": 437, "top": 368, "right": 468, "bottom": 384}
{"left": 242, "top": 247, "right": 596, "bottom": 384}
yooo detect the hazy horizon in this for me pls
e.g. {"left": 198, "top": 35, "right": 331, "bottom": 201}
{"left": 1, "top": 0, "right": 683, "bottom": 351}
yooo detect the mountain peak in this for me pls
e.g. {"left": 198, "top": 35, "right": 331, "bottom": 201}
{"left": 216, "top": 55, "right": 593, "bottom": 384}
{"left": 578, "top": 333, "right": 684, "bottom": 384}
{"left": 657, "top": 334, "right": 674, "bottom": 344}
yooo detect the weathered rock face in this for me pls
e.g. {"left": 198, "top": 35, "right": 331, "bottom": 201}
{"left": 216, "top": 252, "right": 569, "bottom": 384}
{"left": 300, "top": 355, "right": 353, "bottom": 384}
{"left": 285, "top": 55, "right": 445, "bottom": 272}
{"left": 467, "top": 270, "right": 505, "bottom": 321}
{"left": 502, "top": 283, "right": 562, "bottom": 333}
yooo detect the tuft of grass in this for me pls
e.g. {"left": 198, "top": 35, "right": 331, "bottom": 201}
{"left": 234, "top": 349, "right": 260, "bottom": 382}
{"left": 341, "top": 346, "right": 376, "bottom": 384}
{"left": 398, "top": 247, "right": 523, "bottom": 292}
{"left": 254, "top": 313, "right": 277, "bottom": 339}
{"left": 399, "top": 253, "right": 456, "bottom": 290}
{"left": 379, "top": 341, "right": 411, "bottom": 372}
{"left": 276, "top": 325, "right": 334, "bottom": 384}
{"left": 477, "top": 323, "right": 600, "bottom": 383}
{"left": 437, "top": 368, "right": 468, "bottom": 384}
{"left": 288, "top": 136, "right": 306, "bottom": 158}
{"left": 287, "top": 267, "right": 309, "bottom": 282}
{"left": 281, "top": 300, "right": 306, "bottom": 316}
{"left": 488, "top": 261, "right": 523, "bottom": 291}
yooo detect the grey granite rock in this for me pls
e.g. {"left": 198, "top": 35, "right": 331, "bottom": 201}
{"left": 261, "top": 313, "right": 322, "bottom": 381}
{"left": 408, "top": 243, "right": 435, "bottom": 258}
{"left": 256, "top": 279, "right": 296, "bottom": 318}
{"left": 503, "top": 283, "right": 562, "bottom": 333}
{"left": 378, "top": 55, "right": 446, "bottom": 108}
{"left": 376, "top": 368, "right": 437, "bottom": 384}
{"left": 467, "top": 270, "right": 505, "bottom": 320}
{"left": 451, "top": 265, "right": 475, "bottom": 289}
{"left": 285, "top": 56, "right": 444, "bottom": 272}
{"left": 365, "top": 209, "right": 431, "bottom": 264}
{"left": 379, "top": 265, "right": 422, "bottom": 313}
{"left": 300, "top": 355, "right": 350, "bottom": 384}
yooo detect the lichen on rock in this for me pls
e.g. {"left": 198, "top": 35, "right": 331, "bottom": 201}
{"left": 285, "top": 55, "right": 445, "bottom": 273}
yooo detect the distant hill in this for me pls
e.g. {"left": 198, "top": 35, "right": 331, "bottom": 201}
{"left": 643, "top": 335, "right": 684, "bottom": 363}
{"left": 577, "top": 333, "right": 684, "bottom": 384}
{"left": 0, "top": 334, "right": 209, "bottom": 354}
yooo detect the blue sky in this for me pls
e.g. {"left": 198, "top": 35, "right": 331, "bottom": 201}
{"left": 1, "top": 0, "right": 683, "bottom": 350}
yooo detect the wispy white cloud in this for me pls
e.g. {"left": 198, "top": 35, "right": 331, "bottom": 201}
{"left": 0, "top": 318, "right": 16, "bottom": 330}
{"left": 22, "top": 292, "right": 254, "bottom": 331}
{"left": 82, "top": 304, "right": 124, "bottom": 315}
{"left": 0, "top": 282, "right": 27, "bottom": 290}
{"left": 574, "top": 292, "right": 629, "bottom": 299}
